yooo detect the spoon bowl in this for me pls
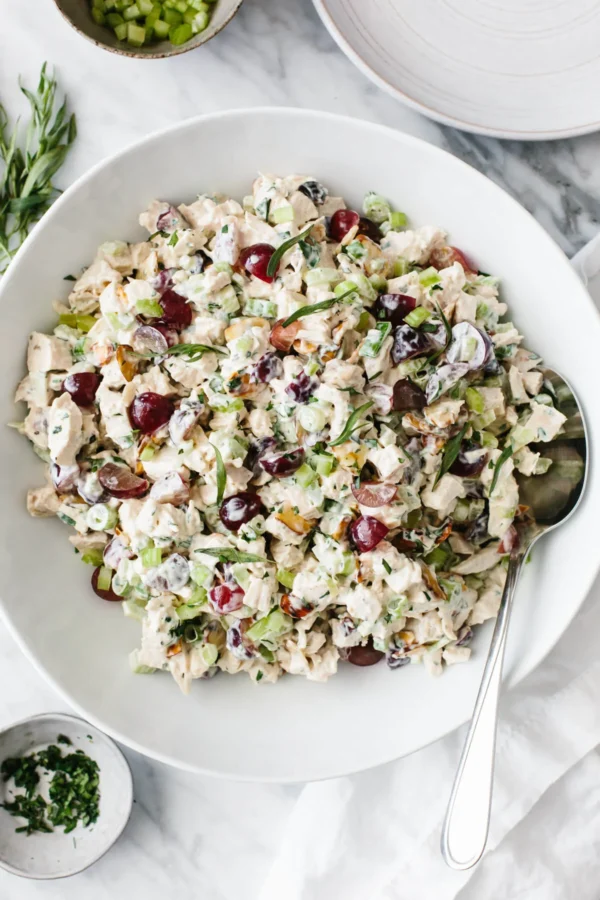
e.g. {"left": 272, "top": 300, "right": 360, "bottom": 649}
{"left": 441, "top": 367, "right": 588, "bottom": 870}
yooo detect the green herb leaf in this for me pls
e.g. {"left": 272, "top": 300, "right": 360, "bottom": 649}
{"left": 166, "top": 343, "right": 227, "bottom": 362}
{"left": 196, "top": 548, "right": 266, "bottom": 564}
{"left": 63, "top": 274, "right": 76, "bottom": 281}
{"left": 212, "top": 443, "right": 226, "bottom": 507}
{"left": 433, "top": 424, "right": 467, "bottom": 487}
{"left": 281, "top": 288, "right": 356, "bottom": 329}
{"left": 266, "top": 223, "right": 314, "bottom": 279}
{"left": 330, "top": 401, "right": 374, "bottom": 447}
{"left": 168, "top": 230, "right": 178, "bottom": 247}
{"left": 382, "top": 559, "right": 392, "bottom": 575}
{"left": 0, "top": 64, "right": 76, "bottom": 275}
{"left": 490, "top": 445, "right": 513, "bottom": 495}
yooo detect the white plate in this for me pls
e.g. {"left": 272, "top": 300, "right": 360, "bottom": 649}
{"left": 0, "top": 109, "right": 598, "bottom": 783}
{"left": 313, "top": 0, "right": 600, "bottom": 140}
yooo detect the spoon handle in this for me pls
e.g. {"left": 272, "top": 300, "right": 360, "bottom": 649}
{"left": 440, "top": 553, "right": 524, "bottom": 869}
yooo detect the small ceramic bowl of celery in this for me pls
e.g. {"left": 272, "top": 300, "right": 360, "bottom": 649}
{"left": 53, "top": 0, "right": 243, "bottom": 58}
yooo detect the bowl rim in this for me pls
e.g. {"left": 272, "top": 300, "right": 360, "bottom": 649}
{"left": 0, "top": 711, "right": 133, "bottom": 879}
{"left": 52, "top": 0, "right": 244, "bottom": 59}
{"left": 0, "top": 106, "right": 598, "bottom": 782}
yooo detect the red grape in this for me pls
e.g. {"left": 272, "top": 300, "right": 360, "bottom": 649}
{"left": 260, "top": 447, "right": 305, "bottom": 477}
{"left": 391, "top": 324, "right": 431, "bottom": 365}
{"left": 219, "top": 492, "right": 264, "bottom": 531}
{"left": 62, "top": 373, "right": 101, "bottom": 407}
{"left": 357, "top": 217, "right": 381, "bottom": 242}
{"left": 345, "top": 639, "right": 384, "bottom": 666}
{"left": 350, "top": 515, "right": 389, "bottom": 552}
{"left": 132, "top": 325, "right": 169, "bottom": 356}
{"left": 329, "top": 209, "right": 360, "bottom": 242}
{"left": 449, "top": 443, "right": 487, "bottom": 478}
{"left": 253, "top": 352, "right": 283, "bottom": 384}
{"left": 103, "top": 537, "right": 134, "bottom": 570}
{"left": 209, "top": 583, "right": 245, "bottom": 614}
{"left": 91, "top": 567, "right": 122, "bottom": 602}
{"left": 373, "top": 294, "right": 416, "bottom": 327}
{"left": 50, "top": 463, "right": 79, "bottom": 493}
{"left": 285, "top": 371, "right": 317, "bottom": 403}
{"left": 392, "top": 379, "right": 427, "bottom": 411}
{"left": 226, "top": 619, "right": 255, "bottom": 660}
{"left": 129, "top": 392, "right": 173, "bottom": 434}
{"left": 351, "top": 482, "right": 397, "bottom": 508}
{"left": 98, "top": 462, "right": 149, "bottom": 499}
{"left": 157, "top": 289, "right": 193, "bottom": 329}
{"left": 240, "top": 243, "right": 275, "bottom": 283}
{"left": 429, "top": 245, "right": 476, "bottom": 275}
{"left": 298, "top": 181, "right": 328, "bottom": 206}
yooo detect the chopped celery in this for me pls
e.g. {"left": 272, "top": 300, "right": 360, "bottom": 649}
{"left": 176, "top": 589, "right": 207, "bottom": 620}
{"left": 169, "top": 22, "right": 192, "bottom": 43}
{"left": 191, "top": 10, "right": 208, "bottom": 31}
{"left": 312, "top": 452, "right": 335, "bottom": 476}
{"left": 139, "top": 444, "right": 156, "bottom": 461}
{"left": 190, "top": 564, "right": 212, "bottom": 586}
{"left": 389, "top": 211, "right": 407, "bottom": 230}
{"left": 424, "top": 546, "right": 449, "bottom": 569}
{"left": 59, "top": 313, "right": 96, "bottom": 332}
{"left": 480, "top": 431, "right": 499, "bottom": 449}
{"left": 359, "top": 321, "right": 392, "bottom": 358}
{"left": 137, "top": 0, "right": 153, "bottom": 13}
{"left": 393, "top": 258, "right": 409, "bottom": 277}
{"left": 81, "top": 549, "right": 105, "bottom": 567}
{"left": 141, "top": 545, "right": 162, "bottom": 568}
{"left": 126, "top": 22, "right": 146, "bottom": 44}
{"left": 418, "top": 267, "right": 441, "bottom": 287}
{"left": 92, "top": 8, "right": 106, "bottom": 23}
{"left": 305, "top": 267, "right": 340, "bottom": 287}
{"left": 368, "top": 273, "right": 388, "bottom": 292}
{"left": 106, "top": 11, "right": 124, "bottom": 25}
{"left": 114, "top": 21, "right": 128, "bottom": 38}
{"left": 472, "top": 409, "right": 496, "bottom": 430}
{"left": 363, "top": 192, "right": 391, "bottom": 225}
{"left": 87, "top": 503, "right": 118, "bottom": 531}
{"left": 244, "top": 297, "right": 277, "bottom": 318}
{"left": 277, "top": 569, "right": 296, "bottom": 590}
{"left": 136, "top": 297, "right": 163, "bottom": 317}
{"left": 246, "top": 608, "right": 293, "bottom": 643}
{"left": 403, "top": 306, "right": 430, "bottom": 328}
{"left": 123, "top": 3, "right": 140, "bottom": 19}
{"left": 357, "top": 310, "right": 373, "bottom": 333}
{"left": 152, "top": 17, "right": 170, "bottom": 36}
{"left": 334, "top": 279, "right": 358, "bottom": 298}
{"left": 465, "top": 387, "right": 484, "bottom": 414}
{"left": 271, "top": 205, "right": 294, "bottom": 224}
{"left": 97, "top": 566, "right": 113, "bottom": 592}
{"left": 201, "top": 644, "right": 219, "bottom": 667}
{"left": 294, "top": 463, "right": 317, "bottom": 488}
{"left": 145, "top": 7, "right": 159, "bottom": 26}
{"left": 162, "top": 7, "right": 182, "bottom": 24}
{"left": 174, "top": 0, "right": 188, "bottom": 10}
{"left": 305, "top": 359, "right": 320, "bottom": 376}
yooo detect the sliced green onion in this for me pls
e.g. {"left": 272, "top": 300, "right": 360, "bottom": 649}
{"left": 404, "top": 306, "right": 430, "bottom": 328}
{"left": 359, "top": 321, "right": 392, "bottom": 358}
{"left": 86, "top": 503, "right": 118, "bottom": 531}
{"left": 97, "top": 566, "right": 113, "bottom": 592}
{"left": 266, "top": 223, "right": 314, "bottom": 279}
{"left": 136, "top": 297, "right": 163, "bottom": 317}
{"left": 141, "top": 545, "right": 162, "bottom": 568}
{"left": 330, "top": 401, "right": 374, "bottom": 447}
{"left": 212, "top": 443, "right": 226, "bottom": 507}
{"left": 362, "top": 192, "right": 392, "bottom": 225}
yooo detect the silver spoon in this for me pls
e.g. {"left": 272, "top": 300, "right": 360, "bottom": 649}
{"left": 441, "top": 368, "right": 588, "bottom": 870}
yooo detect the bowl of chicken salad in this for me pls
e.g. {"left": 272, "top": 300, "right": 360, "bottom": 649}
{"left": 0, "top": 109, "right": 598, "bottom": 781}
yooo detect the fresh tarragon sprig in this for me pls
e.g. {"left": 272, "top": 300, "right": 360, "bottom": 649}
{"left": 0, "top": 63, "right": 76, "bottom": 274}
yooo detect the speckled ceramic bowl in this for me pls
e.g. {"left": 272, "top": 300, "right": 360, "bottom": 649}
{"left": 53, "top": 0, "right": 243, "bottom": 58}
{"left": 0, "top": 713, "right": 133, "bottom": 880}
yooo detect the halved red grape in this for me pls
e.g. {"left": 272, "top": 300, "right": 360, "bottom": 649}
{"left": 449, "top": 442, "right": 487, "bottom": 478}
{"left": 329, "top": 209, "right": 360, "bottom": 242}
{"left": 391, "top": 324, "right": 431, "bottom": 365}
{"left": 357, "top": 217, "right": 381, "bottom": 243}
{"left": 240, "top": 243, "right": 275, "bottom": 283}
{"left": 219, "top": 492, "right": 264, "bottom": 531}
{"left": 352, "top": 482, "right": 397, "bottom": 508}
{"left": 77, "top": 470, "right": 107, "bottom": 504}
{"left": 62, "top": 373, "right": 101, "bottom": 407}
{"left": 446, "top": 322, "right": 490, "bottom": 371}
{"left": 372, "top": 294, "right": 416, "bottom": 327}
{"left": 209, "top": 583, "right": 245, "bottom": 614}
{"left": 465, "top": 509, "right": 489, "bottom": 545}
{"left": 270, "top": 319, "right": 301, "bottom": 351}
{"left": 392, "top": 379, "right": 427, "bottom": 411}
{"left": 129, "top": 392, "right": 173, "bottom": 434}
{"left": 91, "top": 567, "right": 122, "bottom": 602}
{"left": 364, "top": 382, "right": 393, "bottom": 415}
{"left": 298, "top": 181, "right": 328, "bottom": 206}
{"left": 156, "top": 205, "right": 186, "bottom": 233}
{"left": 103, "top": 536, "right": 134, "bottom": 570}
{"left": 260, "top": 447, "right": 305, "bottom": 477}
{"left": 226, "top": 619, "right": 255, "bottom": 659}
{"left": 153, "top": 268, "right": 176, "bottom": 293}
{"left": 244, "top": 437, "right": 278, "bottom": 475}
{"left": 132, "top": 325, "right": 169, "bottom": 356}
{"left": 345, "top": 638, "right": 384, "bottom": 666}
{"left": 429, "top": 245, "right": 476, "bottom": 275}
{"left": 253, "top": 352, "right": 283, "bottom": 384}
{"left": 51, "top": 462, "right": 79, "bottom": 493}
{"left": 349, "top": 515, "right": 389, "bottom": 552}
{"left": 98, "top": 462, "right": 149, "bottom": 499}
{"left": 285, "top": 371, "right": 317, "bottom": 403}
{"left": 157, "top": 289, "right": 193, "bottom": 329}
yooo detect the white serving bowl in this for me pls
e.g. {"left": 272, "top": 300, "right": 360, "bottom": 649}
{"left": 0, "top": 109, "right": 598, "bottom": 782}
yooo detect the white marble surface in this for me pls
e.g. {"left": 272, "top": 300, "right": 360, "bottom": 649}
{"left": 1, "top": 0, "right": 600, "bottom": 895}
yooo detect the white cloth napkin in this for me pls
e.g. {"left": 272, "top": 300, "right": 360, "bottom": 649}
{"left": 259, "top": 241, "right": 600, "bottom": 900}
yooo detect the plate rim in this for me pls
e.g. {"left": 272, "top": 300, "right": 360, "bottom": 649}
{"left": 0, "top": 105, "right": 599, "bottom": 782}
{"left": 312, "top": 0, "right": 600, "bottom": 141}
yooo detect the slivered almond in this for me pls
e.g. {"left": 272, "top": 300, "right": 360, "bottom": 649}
{"left": 276, "top": 506, "right": 313, "bottom": 535}
{"left": 166, "top": 640, "right": 183, "bottom": 658}
{"left": 116, "top": 345, "right": 137, "bottom": 382}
